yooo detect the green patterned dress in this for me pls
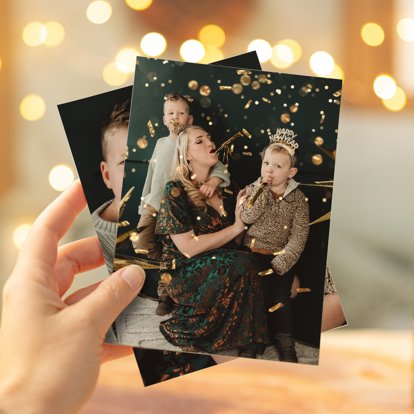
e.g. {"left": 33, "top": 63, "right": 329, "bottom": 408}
{"left": 157, "top": 180, "right": 270, "bottom": 353}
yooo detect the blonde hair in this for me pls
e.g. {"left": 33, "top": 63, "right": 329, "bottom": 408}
{"left": 171, "top": 125, "right": 208, "bottom": 211}
{"left": 262, "top": 142, "right": 296, "bottom": 166}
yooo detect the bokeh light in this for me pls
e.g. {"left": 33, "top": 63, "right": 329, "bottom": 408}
{"left": 49, "top": 164, "right": 75, "bottom": 192}
{"left": 361, "top": 22, "right": 385, "bottom": 46}
{"left": 382, "top": 86, "right": 407, "bottom": 111}
{"left": 125, "top": 0, "right": 153, "bottom": 10}
{"left": 44, "top": 21, "right": 65, "bottom": 47}
{"left": 278, "top": 39, "right": 302, "bottom": 63}
{"left": 0, "top": 57, "right": 2, "bottom": 71}
{"left": 328, "top": 64, "right": 344, "bottom": 80}
{"left": 115, "top": 48, "right": 139, "bottom": 73}
{"left": 270, "top": 44, "right": 294, "bottom": 69}
{"left": 19, "top": 94, "right": 46, "bottom": 121}
{"left": 247, "top": 39, "right": 272, "bottom": 63}
{"left": 103, "top": 62, "right": 130, "bottom": 86}
{"left": 140, "top": 32, "right": 167, "bottom": 57}
{"left": 309, "top": 51, "right": 335, "bottom": 76}
{"left": 22, "top": 22, "right": 47, "bottom": 47}
{"left": 198, "top": 24, "right": 226, "bottom": 48}
{"left": 86, "top": 1, "right": 112, "bottom": 24}
{"left": 180, "top": 40, "right": 205, "bottom": 63}
{"left": 13, "top": 223, "right": 32, "bottom": 250}
{"left": 373, "top": 74, "right": 397, "bottom": 99}
{"left": 397, "top": 18, "right": 414, "bottom": 42}
{"left": 201, "top": 47, "right": 224, "bottom": 63}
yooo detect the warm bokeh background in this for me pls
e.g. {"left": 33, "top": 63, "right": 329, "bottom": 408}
{"left": 0, "top": 0, "right": 412, "bottom": 410}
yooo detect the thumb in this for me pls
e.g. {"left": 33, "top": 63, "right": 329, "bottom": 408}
{"left": 75, "top": 265, "right": 145, "bottom": 336}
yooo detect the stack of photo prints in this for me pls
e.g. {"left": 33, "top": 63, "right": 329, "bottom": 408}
{"left": 59, "top": 51, "right": 346, "bottom": 386}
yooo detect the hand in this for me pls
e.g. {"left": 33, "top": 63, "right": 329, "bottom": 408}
{"left": 0, "top": 180, "right": 145, "bottom": 414}
{"left": 200, "top": 176, "right": 221, "bottom": 198}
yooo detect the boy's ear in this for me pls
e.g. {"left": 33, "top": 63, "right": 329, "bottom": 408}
{"left": 163, "top": 115, "right": 167, "bottom": 126}
{"left": 100, "top": 161, "right": 112, "bottom": 190}
{"left": 288, "top": 167, "right": 298, "bottom": 178}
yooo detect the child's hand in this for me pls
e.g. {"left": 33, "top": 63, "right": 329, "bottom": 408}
{"left": 200, "top": 176, "right": 222, "bottom": 198}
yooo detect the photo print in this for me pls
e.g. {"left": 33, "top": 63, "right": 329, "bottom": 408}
{"left": 59, "top": 52, "right": 279, "bottom": 385}
{"left": 114, "top": 56, "right": 346, "bottom": 365}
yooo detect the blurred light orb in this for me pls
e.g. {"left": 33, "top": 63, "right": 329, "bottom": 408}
{"left": 278, "top": 39, "right": 302, "bottom": 63}
{"left": 180, "top": 40, "right": 205, "bottom": 63}
{"left": 247, "top": 39, "right": 272, "bottom": 62}
{"left": 198, "top": 24, "right": 226, "bottom": 48}
{"left": 13, "top": 223, "right": 32, "bottom": 250}
{"left": 103, "top": 62, "right": 129, "bottom": 86}
{"left": 140, "top": 32, "right": 167, "bottom": 57}
{"left": 201, "top": 47, "right": 224, "bottom": 63}
{"left": 382, "top": 86, "right": 407, "bottom": 111}
{"left": 271, "top": 44, "right": 294, "bottom": 69}
{"left": 397, "top": 18, "right": 414, "bottom": 42}
{"left": 373, "top": 74, "right": 397, "bottom": 99}
{"left": 49, "top": 164, "right": 75, "bottom": 192}
{"left": 20, "top": 94, "right": 46, "bottom": 121}
{"left": 115, "top": 48, "right": 139, "bottom": 73}
{"left": 43, "top": 21, "right": 65, "bottom": 47}
{"left": 22, "top": 22, "right": 47, "bottom": 47}
{"left": 361, "top": 22, "right": 385, "bottom": 46}
{"left": 0, "top": 57, "right": 2, "bottom": 71}
{"left": 309, "top": 51, "right": 335, "bottom": 76}
{"left": 125, "top": 0, "right": 153, "bottom": 10}
{"left": 86, "top": 1, "right": 112, "bottom": 24}
{"left": 329, "top": 64, "right": 344, "bottom": 80}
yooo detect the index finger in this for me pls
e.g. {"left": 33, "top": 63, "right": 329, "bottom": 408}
{"left": 18, "top": 180, "right": 86, "bottom": 272}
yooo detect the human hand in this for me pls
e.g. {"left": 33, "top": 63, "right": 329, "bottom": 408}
{"left": 0, "top": 180, "right": 145, "bottom": 414}
{"left": 199, "top": 176, "right": 221, "bottom": 198}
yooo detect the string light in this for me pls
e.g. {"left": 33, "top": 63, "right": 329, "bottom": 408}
{"left": 20, "top": 94, "right": 46, "bottom": 121}
{"left": 86, "top": 1, "right": 112, "bottom": 24}
{"left": 361, "top": 22, "right": 385, "bottom": 46}
{"left": 49, "top": 165, "right": 75, "bottom": 192}
{"left": 247, "top": 39, "right": 272, "bottom": 62}
{"left": 140, "top": 32, "right": 167, "bottom": 57}
{"left": 125, "top": 0, "right": 153, "bottom": 10}
{"left": 309, "top": 51, "right": 335, "bottom": 76}
{"left": 180, "top": 40, "right": 205, "bottom": 62}
{"left": 373, "top": 74, "right": 397, "bottom": 99}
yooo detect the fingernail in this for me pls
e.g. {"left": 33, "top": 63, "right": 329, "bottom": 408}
{"left": 121, "top": 265, "right": 145, "bottom": 290}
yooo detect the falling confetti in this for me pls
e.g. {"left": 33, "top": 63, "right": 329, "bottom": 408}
{"left": 199, "top": 85, "right": 211, "bottom": 96}
{"left": 240, "top": 75, "right": 251, "bottom": 85}
{"left": 244, "top": 99, "right": 253, "bottom": 109}
{"left": 272, "top": 249, "right": 286, "bottom": 256}
{"left": 119, "top": 186, "right": 134, "bottom": 217}
{"left": 232, "top": 83, "right": 243, "bottom": 94}
{"left": 137, "top": 137, "right": 148, "bottom": 149}
{"left": 147, "top": 120, "right": 155, "bottom": 137}
{"left": 188, "top": 80, "right": 198, "bottom": 90}
{"left": 242, "top": 128, "right": 252, "bottom": 139}
{"left": 268, "top": 302, "right": 284, "bottom": 312}
{"left": 251, "top": 80, "right": 260, "bottom": 90}
{"left": 309, "top": 212, "right": 331, "bottom": 226}
{"left": 135, "top": 248, "right": 149, "bottom": 255}
{"left": 258, "top": 268, "right": 274, "bottom": 276}
{"left": 118, "top": 220, "right": 130, "bottom": 227}
{"left": 314, "top": 136, "right": 324, "bottom": 146}
{"left": 312, "top": 154, "right": 323, "bottom": 166}
{"left": 262, "top": 97, "right": 271, "bottom": 104}
{"left": 296, "top": 287, "right": 311, "bottom": 293}
{"left": 280, "top": 113, "right": 291, "bottom": 123}
{"left": 219, "top": 85, "right": 232, "bottom": 91}
{"left": 242, "top": 152, "right": 253, "bottom": 156}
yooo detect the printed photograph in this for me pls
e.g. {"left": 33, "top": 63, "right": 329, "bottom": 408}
{"left": 59, "top": 52, "right": 278, "bottom": 384}
{"left": 114, "top": 57, "right": 346, "bottom": 364}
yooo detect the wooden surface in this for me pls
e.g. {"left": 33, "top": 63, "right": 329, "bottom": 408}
{"left": 81, "top": 329, "right": 412, "bottom": 414}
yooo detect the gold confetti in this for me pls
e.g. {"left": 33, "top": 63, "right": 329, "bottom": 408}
{"left": 312, "top": 154, "right": 323, "bottom": 166}
{"left": 199, "top": 85, "right": 211, "bottom": 96}
{"left": 309, "top": 212, "right": 331, "bottom": 226}
{"left": 171, "top": 258, "right": 176, "bottom": 269}
{"left": 251, "top": 80, "right": 260, "bottom": 90}
{"left": 273, "top": 249, "right": 286, "bottom": 256}
{"left": 320, "top": 113, "right": 325, "bottom": 124}
{"left": 129, "top": 232, "right": 139, "bottom": 243}
{"left": 318, "top": 146, "right": 336, "bottom": 160}
{"left": 135, "top": 248, "right": 149, "bottom": 255}
{"left": 196, "top": 216, "right": 201, "bottom": 221}
{"left": 333, "top": 90, "right": 342, "bottom": 97}
{"left": 290, "top": 103, "right": 299, "bottom": 113}
{"left": 219, "top": 85, "right": 232, "bottom": 90}
{"left": 242, "top": 152, "right": 253, "bottom": 156}
{"left": 230, "top": 144, "right": 234, "bottom": 153}
{"left": 170, "top": 187, "right": 181, "bottom": 197}
{"left": 258, "top": 74, "right": 267, "bottom": 83}
{"left": 242, "top": 128, "right": 252, "bottom": 139}
{"left": 118, "top": 220, "right": 130, "bottom": 227}
{"left": 160, "top": 272, "right": 173, "bottom": 284}
{"left": 296, "top": 288, "right": 311, "bottom": 293}
{"left": 136, "top": 136, "right": 148, "bottom": 149}
{"left": 314, "top": 136, "right": 324, "bottom": 146}
{"left": 262, "top": 97, "right": 271, "bottom": 104}
{"left": 219, "top": 205, "right": 227, "bottom": 217}
{"left": 119, "top": 186, "right": 134, "bottom": 217}
{"left": 237, "top": 69, "right": 251, "bottom": 75}
{"left": 232, "top": 83, "right": 243, "bottom": 94}
{"left": 258, "top": 268, "right": 274, "bottom": 276}
{"left": 188, "top": 80, "right": 198, "bottom": 90}
{"left": 300, "top": 83, "right": 313, "bottom": 96}
{"left": 280, "top": 113, "right": 291, "bottom": 123}
{"left": 268, "top": 302, "right": 284, "bottom": 312}
{"left": 249, "top": 238, "right": 256, "bottom": 248}
{"left": 147, "top": 120, "right": 155, "bottom": 137}
{"left": 216, "top": 131, "right": 244, "bottom": 164}
{"left": 244, "top": 99, "right": 253, "bottom": 109}
{"left": 224, "top": 188, "right": 234, "bottom": 194}
{"left": 117, "top": 231, "right": 131, "bottom": 244}
{"left": 240, "top": 74, "right": 251, "bottom": 85}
